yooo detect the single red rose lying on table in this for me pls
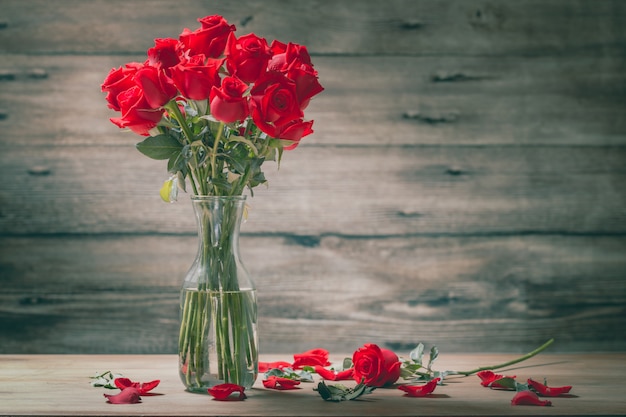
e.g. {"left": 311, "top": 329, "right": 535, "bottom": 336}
{"left": 352, "top": 343, "right": 402, "bottom": 387}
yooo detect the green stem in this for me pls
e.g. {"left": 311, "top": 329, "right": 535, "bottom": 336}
{"left": 210, "top": 122, "right": 225, "bottom": 196}
{"left": 455, "top": 338, "right": 555, "bottom": 376}
{"left": 165, "top": 101, "right": 195, "bottom": 145}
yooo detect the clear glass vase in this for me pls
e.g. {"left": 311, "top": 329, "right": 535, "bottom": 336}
{"left": 178, "top": 195, "right": 258, "bottom": 392}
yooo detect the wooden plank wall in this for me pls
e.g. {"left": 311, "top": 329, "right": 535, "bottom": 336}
{"left": 1, "top": 0, "right": 625, "bottom": 355}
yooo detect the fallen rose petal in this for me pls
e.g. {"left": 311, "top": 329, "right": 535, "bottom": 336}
{"left": 511, "top": 390, "right": 552, "bottom": 406}
{"left": 398, "top": 378, "right": 440, "bottom": 397}
{"left": 527, "top": 378, "right": 572, "bottom": 397}
{"left": 476, "top": 370, "right": 516, "bottom": 389}
{"left": 104, "top": 387, "right": 141, "bottom": 404}
{"left": 314, "top": 365, "right": 354, "bottom": 381}
{"left": 259, "top": 361, "right": 292, "bottom": 373}
{"left": 114, "top": 377, "right": 160, "bottom": 395}
{"left": 262, "top": 376, "right": 301, "bottom": 390}
{"left": 292, "top": 348, "right": 330, "bottom": 369}
{"left": 207, "top": 383, "right": 246, "bottom": 401}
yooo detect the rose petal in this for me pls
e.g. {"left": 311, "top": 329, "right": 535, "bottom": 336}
{"left": 259, "top": 361, "right": 292, "bottom": 373}
{"left": 114, "top": 377, "right": 160, "bottom": 395}
{"left": 314, "top": 365, "right": 354, "bottom": 381}
{"left": 476, "top": 370, "right": 516, "bottom": 389}
{"left": 398, "top": 378, "right": 440, "bottom": 397}
{"left": 104, "top": 387, "right": 141, "bottom": 404}
{"left": 262, "top": 376, "right": 301, "bottom": 390}
{"left": 511, "top": 390, "right": 552, "bottom": 406}
{"left": 292, "top": 348, "right": 330, "bottom": 369}
{"left": 527, "top": 378, "right": 572, "bottom": 397}
{"left": 207, "top": 383, "right": 246, "bottom": 401}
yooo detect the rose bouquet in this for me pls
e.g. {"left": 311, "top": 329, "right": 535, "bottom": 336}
{"left": 101, "top": 15, "right": 323, "bottom": 391}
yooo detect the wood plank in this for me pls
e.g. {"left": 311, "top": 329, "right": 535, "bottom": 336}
{"left": 1, "top": 0, "right": 625, "bottom": 56}
{"left": 0, "top": 144, "right": 624, "bottom": 236}
{"left": 1, "top": 235, "right": 624, "bottom": 354}
{"left": 1, "top": 54, "right": 625, "bottom": 146}
{"left": 1, "top": 354, "right": 625, "bottom": 416}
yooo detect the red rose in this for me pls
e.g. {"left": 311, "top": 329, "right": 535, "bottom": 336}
{"left": 170, "top": 55, "right": 223, "bottom": 100}
{"left": 179, "top": 15, "right": 235, "bottom": 58}
{"left": 110, "top": 86, "right": 164, "bottom": 136}
{"left": 134, "top": 66, "right": 177, "bottom": 108}
{"left": 268, "top": 40, "right": 312, "bottom": 72}
{"left": 249, "top": 71, "right": 303, "bottom": 138}
{"left": 210, "top": 76, "right": 249, "bottom": 123}
{"left": 268, "top": 41, "right": 323, "bottom": 110}
{"left": 273, "top": 119, "right": 313, "bottom": 149}
{"left": 225, "top": 33, "right": 272, "bottom": 84}
{"left": 147, "top": 38, "right": 183, "bottom": 73}
{"left": 101, "top": 62, "right": 142, "bottom": 111}
{"left": 352, "top": 343, "right": 401, "bottom": 387}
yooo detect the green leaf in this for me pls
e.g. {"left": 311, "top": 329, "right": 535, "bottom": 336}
{"left": 427, "top": 346, "right": 439, "bottom": 370}
{"left": 314, "top": 381, "right": 375, "bottom": 402}
{"left": 409, "top": 343, "right": 425, "bottom": 364}
{"left": 490, "top": 377, "right": 517, "bottom": 390}
{"left": 136, "top": 134, "right": 183, "bottom": 160}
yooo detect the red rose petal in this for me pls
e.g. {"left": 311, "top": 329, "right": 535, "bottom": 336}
{"left": 527, "top": 378, "right": 572, "bottom": 397}
{"left": 476, "top": 370, "right": 516, "bottom": 389}
{"left": 262, "top": 376, "right": 301, "bottom": 390}
{"left": 104, "top": 387, "right": 141, "bottom": 404}
{"left": 207, "top": 383, "right": 246, "bottom": 401}
{"left": 398, "top": 378, "right": 440, "bottom": 397}
{"left": 511, "top": 390, "right": 552, "bottom": 406}
{"left": 259, "top": 361, "right": 292, "bottom": 372}
{"left": 292, "top": 348, "right": 330, "bottom": 369}
{"left": 114, "top": 377, "right": 160, "bottom": 395}
{"left": 314, "top": 365, "right": 354, "bottom": 381}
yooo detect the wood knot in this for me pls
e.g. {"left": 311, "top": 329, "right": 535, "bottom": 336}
{"left": 431, "top": 71, "right": 471, "bottom": 82}
{"left": 0, "top": 70, "right": 16, "bottom": 81}
{"left": 403, "top": 110, "right": 459, "bottom": 124}
{"left": 240, "top": 15, "right": 253, "bottom": 26}
{"left": 27, "top": 68, "right": 49, "bottom": 79}
{"left": 446, "top": 167, "right": 464, "bottom": 176}
{"left": 399, "top": 19, "right": 423, "bottom": 30}
{"left": 28, "top": 166, "right": 52, "bottom": 176}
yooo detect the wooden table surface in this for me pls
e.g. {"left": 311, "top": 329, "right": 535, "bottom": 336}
{"left": 0, "top": 353, "right": 624, "bottom": 416}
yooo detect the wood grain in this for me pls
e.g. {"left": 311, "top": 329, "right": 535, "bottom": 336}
{"left": 1, "top": 235, "right": 624, "bottom": 354}
{"left": 1, "top": 54, "right": 625, "bottom": 146}
{"left": 1, "top": 0, "right": 625, "bottom": 56}
{"left": 1, "top": 354, "right": 625, "bottom": 416}
{"left": 0, "top": 0, "right": 625, "bottom": 355}
{"left": 0, "top": 144, "right": 624, "bottom": 236}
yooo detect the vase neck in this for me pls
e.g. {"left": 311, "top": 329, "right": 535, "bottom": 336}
{"left": 191, "top": 196, "right": 246, "bottom": 248}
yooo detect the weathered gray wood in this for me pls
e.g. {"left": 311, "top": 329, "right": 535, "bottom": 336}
{"left": 1, "top": 0, "right": 625, "bottom": 356}
{"left": 1, "top": 0, "right": 625, "bottom": 56}
{"left": 1, "top": 54, "right": 625, "bottom": 146}
{"left": 1, "top": 234, "right": 624, "bottom": 354}
{"left": 1, "top": 145, "right": 624, "bottom": 235}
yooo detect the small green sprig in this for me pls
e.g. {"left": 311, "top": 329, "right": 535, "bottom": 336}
{"left": 89, "top": 370, "right": 123, "bottom": 389}
{"left": 400, "top": 339, "right": 555, "bottom": 382}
